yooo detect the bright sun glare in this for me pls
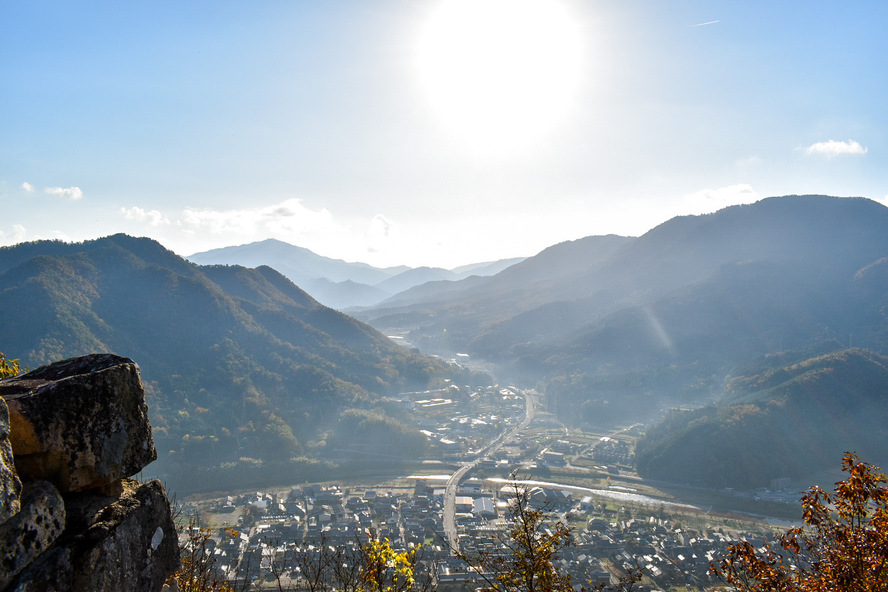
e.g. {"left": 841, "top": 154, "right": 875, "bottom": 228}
{"left": 417, "top": 0, "right": 583, "bottom": 158}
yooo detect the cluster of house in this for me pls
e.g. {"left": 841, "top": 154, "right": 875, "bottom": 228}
{"left": 181, "top": 479, "right": 769, "bottom": 590}
{"left": 406, "top": 385, "right": 527, "bottom": 459}
{"left": 590, "top": 437, "right": 635, "bottom": 466}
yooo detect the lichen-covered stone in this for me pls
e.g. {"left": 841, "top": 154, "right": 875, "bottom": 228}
{"left": 5, "top": 546, "right": 73, "bottom": 592}
{"left": 0, "top": 396, "right": 22, "bottom": 522}
{"left": 0, "top": 480, "right": 65, "bottom": 589}
{"left": 0, "top": 353, "right": 157, "bottom": 492}
{"left": 71, "top": 479, "right": 180, "bottom": 592}
{"left": 9, "top": 479, "right": 179, "bottom": 592}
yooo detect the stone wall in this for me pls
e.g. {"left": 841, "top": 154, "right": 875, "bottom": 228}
{"left": 0, "top": 353, "right": 179, "bottom": 591}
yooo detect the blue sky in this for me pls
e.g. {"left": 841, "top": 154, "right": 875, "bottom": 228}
{"left": 2, "top": 1, "right": 886, "bottom": 268}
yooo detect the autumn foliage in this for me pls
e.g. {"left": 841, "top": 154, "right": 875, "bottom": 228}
{"left": 712, "top": 452, "right": 888, "bottom": 591}
{"left": 172, "top": 519, "right": 235, "bottom": 592}
{"left": 0, "top": 351, "right": 22, "bottom": 379}
{"left": 459, "top": 480, "right": 640, "bottom": 592}
{"left": 481, "top": 487, "right": 574, "bottom": 592}
{"left": 359, "top": 538, "right": 420, "bottom": 592}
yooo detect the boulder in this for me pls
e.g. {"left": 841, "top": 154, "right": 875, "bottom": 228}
{"left": 0, "top": 354, "right": 179, "bottom": 591}
{"left": 9, "top": 479, "right": 178, "bottom": 592}
{"left": 4, "top": 546, "right": 73, "bottom": 592}
{"left": 0, "top": 397, "right": 21, "bottom": 522}
{"left": 0, "top": 354, "right": 157, "bottom": 492}
{"left": 0, "top": 480, "right": 65, "bottom": 589}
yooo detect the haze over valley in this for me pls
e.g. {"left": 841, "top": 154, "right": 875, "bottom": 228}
{"left": 3, "top": 194, "right": 888, "bottom": 498}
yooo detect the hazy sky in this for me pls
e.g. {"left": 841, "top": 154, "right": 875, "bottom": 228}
{"left": 2, "top": 1, "right": 886, "bottom": 268}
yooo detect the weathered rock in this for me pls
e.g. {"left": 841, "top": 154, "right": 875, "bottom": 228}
{"left": 0, "top": 354, "right": 157, "bottom": 492}
{"left": 5, "top": 546, "right": 73, "bottom": 592}
{"left": 0, "top": 396, "right": 22, "bottom": 522}
{"left": 0, "top": 480, "right": 65, "bottom": 589}
{"left": 0, "top": 354, "right": 179, "bottom": 591}
{"left": 71, "top": 479, "right": 180, "bottom": 592}
{"left": 9, "top": 479, "right": 179, "bottom": 592}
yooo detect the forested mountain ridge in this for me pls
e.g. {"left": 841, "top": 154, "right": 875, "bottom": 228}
{"left": 359, "top": 195, "right": 888, "bottom": 426}
{"left": 0, "top": 234, "right": 479, "bottom": 492}
{"left": 635, "top": 348, "right": 888, "bottom": 488}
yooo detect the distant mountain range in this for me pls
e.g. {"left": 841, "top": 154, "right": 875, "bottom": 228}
{"left": 353, "top": 195, "right": 888, "bottom": 485}
{"left": 0, "top": 234, "right": 485, "bottom": 492}
{"left": 4, "top": 194, "right": 887, "bottom": 491}
{"left": 187, "top": 239, "right": 524, "bottom": 310}
{"left": 359, "top": 195, "right": 888, "bottom": 382}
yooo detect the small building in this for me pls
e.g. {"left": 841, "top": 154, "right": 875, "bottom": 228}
{"left": 455, "top": 496, "right": 474, "bottom": 513}
{"left": 473, "top": 497, "right": 495, "bottom": 519}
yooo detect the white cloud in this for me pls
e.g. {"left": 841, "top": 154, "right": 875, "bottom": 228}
{"left": 121, "top": 206, "right": 170, "bottom": 226}
{"left": 0, "top": 224, "right": 27, "bottom": 245}
{"left": 680, "top": 183, "right": 760, "bottom": 215}
{"left": 173, "top": 199, "right": 414, "bottom": 266}
{"left": 365, "top": 214, "right": 397, "bottom": 256}
{"left": 45, "top": 186, "right": 84, "bottom": 200}
{"left": 21, "top": 182, "right": 34, "bottom": 193}
{"left": 181, "top": 198, "right": 339, "bottom": 236}
{"left": 804, "top": 139, "right": 867, "bottom": 157}
{"left": 371, "top": 214, "right": 393, "bottom": 238}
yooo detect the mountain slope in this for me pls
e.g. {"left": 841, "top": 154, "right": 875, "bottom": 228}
{"left": 187, "top": 238, "right": 408, "bottom": 285}
{"left": 635, "top": 349, "right": 888, "bottom": 488}
{"left": 187, "top": 238, "right": 525, "bottom": 310}
{"left": 187, "top": 238, "right": 407, "bottom": 309}
{"left": 355, "top": 195, "right": 888, "bottom": 432}
{"left": 369, "top": 198, "right": 883, "bottom": 346}
{"left": 375, "top": 266, "right": 458, "bottom": 294}
{"left": 0, "top": 235, "right": 474, "bottom": 491}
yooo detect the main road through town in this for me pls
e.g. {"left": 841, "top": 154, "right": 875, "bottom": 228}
{"left": 442, "top": 388, "right": 537, "bottom": 554}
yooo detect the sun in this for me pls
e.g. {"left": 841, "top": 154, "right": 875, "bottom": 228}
{"left": 416, "top": 0, "right": 583, "bottom": 158}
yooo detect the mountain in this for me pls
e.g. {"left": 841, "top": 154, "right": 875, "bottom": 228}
{"left": 186, "top": 239, "right": 408, "bottom": 310}
{"left": 0, "top": 234, "right": 483, "bottom": 492}
{"left": 356, "top": 195, "right": 888, "bottom": 425}
{"left": 452, "top": 257, "right": 526, "bottom": 277}
{"left": 375, "top": 266, "right": 459, "bottom": 294}
{"left": 187, "top": 239, "right": 525, "bottom": 310}
{"left": 304, "top": 277, "right": 392, "bottom": 310}
{"left": 359, "top": 234, "right": 632, "bottom": 321}
{"left": 187, "top": 238, "right": 409, "bottom": 284}
{"left": 635, "top": 348, "right": 888, "bottom": 489}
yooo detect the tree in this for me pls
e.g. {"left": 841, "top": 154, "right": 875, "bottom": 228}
{"left": 259, "top": 532, "right": 426, "bottom": 592}
{"left": 0, "top": 351, "right": 23, "bottom": 379}
{"left": 712, "top": 452, "right": 888, "bottom": 591}
{"left": 173, "top": 518, "right": 237, "bottom": 592}
{"left": 286, "top": 535, "right": 363, "bottom": 592}
{"left": 359, "top": 537, "right": 420, "bottom": 592}
{"left": 459, "top": 478, "right": 641, "bottom": 592}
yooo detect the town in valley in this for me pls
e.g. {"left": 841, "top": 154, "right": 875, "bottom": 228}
{"left": 179, "top": 379, "right": 801, "bottom": 591}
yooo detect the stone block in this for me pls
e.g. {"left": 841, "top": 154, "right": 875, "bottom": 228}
{"left": 71, "top": 478, "right": 180, "bottom": 592}
{"left": 0, "top": 396, "right": 22, "bottom": 522}
{"left": 0, "top": 480, "right": 66, "bottom": 589}
{"left": 4, "top": 546, "right": 73, "bottom": 592}
{"left": 0, "top": 354, "right": 157, "bottom": 492}
{"left": 9, "top": 479, "right": 179, "bottom": 592}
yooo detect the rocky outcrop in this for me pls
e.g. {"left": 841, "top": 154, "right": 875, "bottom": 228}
{"left": 0, "top": 480, "right": 65, "bottom": 589}
{"left": 0, "top": 398, "right": 21, "bottom": 523}
{"left": 0, "top": 354, "right": 179, "bottom": 592}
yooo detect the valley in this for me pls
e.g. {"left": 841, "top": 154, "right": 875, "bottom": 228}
{"left": 3, "top": 194, "right": 888, "bottom": 589}
{"left": 178, "top": 382, "right": 801, "bottom": 590}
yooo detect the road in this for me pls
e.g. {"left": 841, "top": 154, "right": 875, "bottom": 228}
{"left": 442, "top": 388, "right": 537, "bottom": 554}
